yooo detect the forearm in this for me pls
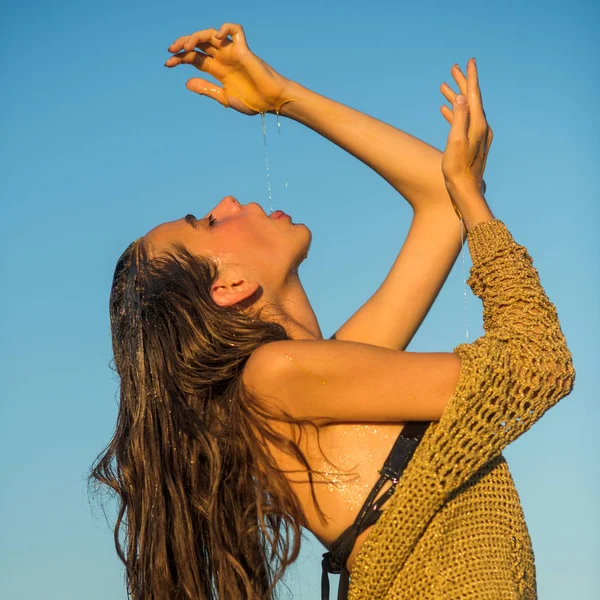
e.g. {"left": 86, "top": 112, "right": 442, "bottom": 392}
{"left": 333, "top": 207, "right": 465, "bottom": 351}
{"left": 427, "top": 220, "right": 575, "bottom": 485}
{"left": 278, "top": 80, "right": 452, "bottom": 214}
{"left": 466, "top": 220, "right": 574, "bottom": 374}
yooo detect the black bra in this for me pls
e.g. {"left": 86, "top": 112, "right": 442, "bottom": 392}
{"left": 320, "top": 421, "right": 429, "bottom": 600}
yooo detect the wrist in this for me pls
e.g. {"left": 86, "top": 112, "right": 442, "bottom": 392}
{"left": 444, "top": 179, "right": 485, "bottom": 209}
{"left": 449, "top": 192, "right": 495, "bottom": 232}
{"left": 276, "top": 80, "right": 311, "bottom": 119}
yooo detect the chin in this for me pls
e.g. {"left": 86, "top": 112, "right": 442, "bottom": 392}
{"left": 297, "top": 223, "right": 312, "bottom": 248}
{"left": 280, "top": 225, "right": 311, "bottom": 274}
{"left": 295, "top": 234, "right": 312, "bottom": 270}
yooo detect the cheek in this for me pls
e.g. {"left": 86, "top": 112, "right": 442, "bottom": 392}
{"left": 214, "top": 228, "right": 268, "bottom": 260}
{"left": 234, "top": 222, "right": 275, "bottom": 249}
{"left": 219, "top": 221, "right": 293, "bottom": 262}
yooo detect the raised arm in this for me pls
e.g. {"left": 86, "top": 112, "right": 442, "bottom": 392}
{"left": 417, "top": 59, "right": 575, "bottom": 482}
{"left": 167, "top": 23, "right": 461, "bottom": 212}
{"left": 347, "top": 216, "right": 575, "bottom": 598}
{"left": 165, "top": 24, "right": 483, "bottom": 351}
{"left": 347, "top": 63, "right": 576, "bottom": 598}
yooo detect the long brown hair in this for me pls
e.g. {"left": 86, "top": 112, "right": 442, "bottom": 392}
{"left": 88, "top": 238, "right": 329, "bottom": 599}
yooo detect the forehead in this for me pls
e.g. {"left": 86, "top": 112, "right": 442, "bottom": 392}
{"left": 143, "top": 218, "right": 206, "bottom": 255}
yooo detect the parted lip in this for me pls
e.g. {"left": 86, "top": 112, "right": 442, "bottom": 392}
{"left": 269, "top": 210, "right": 288, "bottom": 219}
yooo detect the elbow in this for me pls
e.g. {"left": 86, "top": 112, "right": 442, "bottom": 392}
{"left": 545, "top": 325, "right": 577, "bottom": 398}
{"left": 555, "top": 347, "right": 576, "bottom": 399}
{"left": 512, "top": 344, "right": 576, "bottom": 410}
{"left": 536, "top": 346, "right": 576, "bottom": 403}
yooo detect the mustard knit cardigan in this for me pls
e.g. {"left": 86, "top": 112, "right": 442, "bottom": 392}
{"left": 347, "top": 219, "right": 576, "bottom": 599}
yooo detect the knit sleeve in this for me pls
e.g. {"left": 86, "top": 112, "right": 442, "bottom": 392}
{"left": 425, "top": 218, "right": 575, "bottom": 488}
{"left": 348, "top": 219, "right": 576, "bottom": 598}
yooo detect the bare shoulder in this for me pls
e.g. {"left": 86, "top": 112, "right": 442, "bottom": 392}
{"left": 243, "top": 338, "right": 462, "bottom": 426}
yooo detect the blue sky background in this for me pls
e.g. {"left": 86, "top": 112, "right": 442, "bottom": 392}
{"left": 1, "top": 0, "right": 598, "bottom": 598}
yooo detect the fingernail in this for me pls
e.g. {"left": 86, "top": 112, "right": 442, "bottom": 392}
{"left": 472, "top": 57, "right": 476, "bottom": 65}
{"left": 456, "top": 94, "right": 466, "bottom": 104}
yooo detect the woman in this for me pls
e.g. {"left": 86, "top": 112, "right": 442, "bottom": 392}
{"left": 89, "top": 23, "right": 575, "bottom": 600}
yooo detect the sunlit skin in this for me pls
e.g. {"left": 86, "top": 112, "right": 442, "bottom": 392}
{"left": 162, "top": 23, "right": 492, "bottom": 353}
{"left": 140, "top": 22, "right": 498, "bottom": 578}
{"left": 144, "top": 195, "right": 322, "bottom": 341}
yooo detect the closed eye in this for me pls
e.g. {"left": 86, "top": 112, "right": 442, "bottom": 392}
{"left": 184, "top": 214, "right": 197, "bottom": 228}
{"left": 184, "top": 213, "right": 218, "bottom": 228}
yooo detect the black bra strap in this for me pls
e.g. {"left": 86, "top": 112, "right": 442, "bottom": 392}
{"left": 320, "top": 421, "right": 429, "bottom": 600}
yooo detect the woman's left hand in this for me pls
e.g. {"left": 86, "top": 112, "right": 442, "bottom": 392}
{"left": 165, "top": 23, "right": 290, "bottom": 115}
{"left": 440, "top": 63, "right": 492, "bottom": 199}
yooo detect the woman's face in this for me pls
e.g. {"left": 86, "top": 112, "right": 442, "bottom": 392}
{"left": 144, "top": 195, "right": 311, "bottom": 293}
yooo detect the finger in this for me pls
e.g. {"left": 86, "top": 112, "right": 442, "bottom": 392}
{"left": 186, "top": 78, "right": 228, "bottom": 107}
{"left": 170, "top": 39, "right": 221, "bottom": 58}
{"left": 440, "top": 82, "right": 457, "bottom": 123}
{"left": 168, "top": 29, "right": 218, "bottom": 53}
{"left": 448, "top": 94, "right": 470, "bottom": 142}
{"left": 168, "top": 34, "right": 190, "bottom": 53}
{"left": 451, "top": 64, "right": 467, "bottom": 96}
{"left": 440, "top": 104, "right": 453, "bottom": 125}
{"left": 164, "top": 51, "right": 212, "bottom": 72}
{"left": 195, "top": 41, "right": 218, "bottom": 57}
{"left": 182, "top": 41, "right": 219, "bottom": 57}
{"left": 214, "top": 22, "right": 247, "bottom": 45}
{"left": 466, "top": 58, "right": 488, "bottom": 133}
{"left": 183, "top": 29, "right": 225, "bottom": 53}
{"left": 440, "top": 81, "right": 457, "bottom": 104}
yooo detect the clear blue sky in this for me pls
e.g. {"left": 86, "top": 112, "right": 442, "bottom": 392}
{"left": 1, "top": 0, "right": 598, "bottom": 598}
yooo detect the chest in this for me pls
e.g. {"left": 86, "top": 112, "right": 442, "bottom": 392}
{"left": 266, "top": 421, "right": 406, "bottom": 551}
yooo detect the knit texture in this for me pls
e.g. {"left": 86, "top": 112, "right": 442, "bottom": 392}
{"left": 347, "top": 219, "right": 576, "bottom": 599}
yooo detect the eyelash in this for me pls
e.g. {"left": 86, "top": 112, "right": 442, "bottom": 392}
{"left": 207, "top": 213, "right": 218, "bottom": 227}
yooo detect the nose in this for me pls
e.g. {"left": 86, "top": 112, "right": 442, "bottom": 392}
{"left": 205, "top": 195, "right": 241, "bottom": 219}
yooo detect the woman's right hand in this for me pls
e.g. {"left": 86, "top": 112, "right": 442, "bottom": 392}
{"left": 165, "top": 23, "right": 291, "bottom": 116}
{"left": 440, "top": 58, "right": 493, "bottom": 221}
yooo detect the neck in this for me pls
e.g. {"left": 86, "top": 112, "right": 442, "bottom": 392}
{"left": 261, "top": 272, "right": 323, "bottom": 341}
